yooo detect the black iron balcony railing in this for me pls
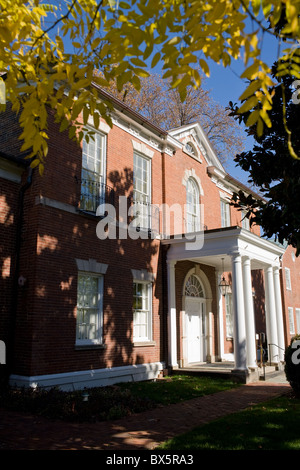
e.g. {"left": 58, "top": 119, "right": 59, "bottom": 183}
{"left": 77, "top": 177, "right": 115, "bottom": 214}
{"left": 131, "top": 200, "right": 160, "bottom": 236}
{"left": 76, "top": 176, "right": 160, "bottom": 235}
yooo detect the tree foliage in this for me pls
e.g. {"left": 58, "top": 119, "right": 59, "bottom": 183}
{"left": 106, "top": 72, "right": 245, "bottom": 164}
{"left": 0, "top": 0, "right": 299, "bottom": 174}
{"left": 229, "top": 71, "right": 300, "bottom": 253}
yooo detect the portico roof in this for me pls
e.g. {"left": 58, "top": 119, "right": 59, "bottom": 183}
{"left": 162, "top": 226, "right": 286, "bottom": 271}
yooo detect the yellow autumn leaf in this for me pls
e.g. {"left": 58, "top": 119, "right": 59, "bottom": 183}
{"left": 0, "top": 0, "right": 299, "bottom": 164}
{"left": 238, "top": 95, "right": 259, "bottom": 114}
{"left": 239, "top": 80, "right": 262, "bottom": 101}
{"left": 246, "top": 109, "right": 260, "bottom": 127}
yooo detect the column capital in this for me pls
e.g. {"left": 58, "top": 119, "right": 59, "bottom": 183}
{"left": 167, "top": 259, "right": 177, "bottom": 267}
{"left": 264, "top": 263, "right": 278, "bottom": 272}
{"left": 242, "top": 256, "right": 251, "bottom": 266}
{"left": 230, "top": 250, "right": 242, "bottom": 260}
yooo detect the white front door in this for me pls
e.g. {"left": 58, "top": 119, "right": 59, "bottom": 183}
{"left": 186, "top": 298, "right": 206, "bottom": 363}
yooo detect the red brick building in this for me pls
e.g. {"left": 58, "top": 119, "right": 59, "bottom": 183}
{"left": 0, "top": 87, "right": 299, "bottom": 388}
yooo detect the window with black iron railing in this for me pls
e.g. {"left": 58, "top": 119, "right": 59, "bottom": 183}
{"left": 131, "top": 196, "right": 160, "bottom": 236}
{"left": 77, "top": 172, "right": 114, "bottom": 214}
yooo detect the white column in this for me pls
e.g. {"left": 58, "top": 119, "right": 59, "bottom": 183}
{"left": 273, "top": 266, "right": 285, "bottom": 362}
{"left": 264, "top": 265, "right": 279, "bottom": 365}
{"left": 216, "top": 271, "right": 225, "bottom": 361}
{"left": 206, "top": 299, "right": 213, "bottom": 362}
{"left": 231, "top": 252, "right": 247, "bottom": 370}
{"left": 167, "top": 260, "right": 178, "bottom": 368}
{"left": 242, "top": 257, "right": 257, "bottom": 369}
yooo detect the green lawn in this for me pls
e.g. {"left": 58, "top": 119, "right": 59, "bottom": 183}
{"left": 118, "top": 374, "right": 241, "bottom": 406}
{"left": 160, "top": 394, "right": 300, "bottom": 450}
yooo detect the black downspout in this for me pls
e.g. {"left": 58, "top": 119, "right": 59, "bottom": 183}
{"left": 6, "top": 167, "right": 33, "bottom": 383}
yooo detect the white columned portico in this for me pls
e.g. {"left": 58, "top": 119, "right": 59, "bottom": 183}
{"left": 231, "top": 252, "right": 247, "bottom": 371}
{"left": 264, "top": 265, "right": 279, "bottom": 365}
{"left": 273, "top": 266, "right": 285, "bottom": 363}
{"left": 163, "top": 226, "right": 286, "bottom": 378}
{"left": 167, "top": 260, "right": 178, "bottom": 368}
{"left": 242, "top": 257, "right": 257, "bottom": 369}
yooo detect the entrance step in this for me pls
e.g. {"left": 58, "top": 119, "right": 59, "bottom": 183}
{"left": 172, "top": 362, "right": 288, "bottom": 384}
{"left": 258, "top": 365, "right": 288, "bottom": 383}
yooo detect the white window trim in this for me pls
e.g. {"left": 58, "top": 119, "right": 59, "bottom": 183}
{"left": 133, "top": 280, "right": 153, "bottom": 343}
{"left": 186, "top": 177, "right": 201, "bottom": 233}
{"left": 220, "top": 199, "right": 231, "bottom": 228}
{"left": 182, "top": 169, "right": 204, "bottom": 195}
{"left": 132, "top": 151, "right": 152, "bottom": 230}
{"left": 76, "top": 272, "right": 104, "bottom": 346}
{"left": 285, "top": 267, "right": 292, "bottom": 290}
{"left": 132, "top": 140, "right": 154, "bottom": 159}
{"left": 288, "top": 307, "right": 295, "bottom": 335}
{"left": 296, "top": 308, "right": 300, "bottom": 334}
{"left": 81, "top": 127, "right": 107, "bottom": 213}
{"left": 241, "top": 210, "right": 250, "bottom": 230}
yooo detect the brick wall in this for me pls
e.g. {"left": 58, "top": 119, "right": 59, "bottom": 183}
{"left": 1, "top": 103, "right": 294, "bottom": 380}
{"left": 281, "top": 245, "right": 300, "bottom": 345}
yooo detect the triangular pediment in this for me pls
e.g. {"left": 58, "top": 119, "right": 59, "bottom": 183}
{"left": 168, "top": 122, "right": 225, "bottom": 172}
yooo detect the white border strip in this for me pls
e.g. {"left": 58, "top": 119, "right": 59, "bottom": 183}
{"left": 10, "top": 362, "right": 165, "bottom": 391}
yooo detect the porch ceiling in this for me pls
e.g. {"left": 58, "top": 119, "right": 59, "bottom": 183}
{"left": 162, "top": 226, "right": 285, "bottom": 271}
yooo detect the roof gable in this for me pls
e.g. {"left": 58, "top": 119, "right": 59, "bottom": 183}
{"left": 168, "top": 122, "right": 225, "bottom": 172}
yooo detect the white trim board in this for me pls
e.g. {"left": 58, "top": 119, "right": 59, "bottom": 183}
{"left": 9, "top": 362, "right": 165, "bottom": 391}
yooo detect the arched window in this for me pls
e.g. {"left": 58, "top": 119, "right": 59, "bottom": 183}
{"left": 186, "top": 177, "right": 200, "bottom": 232}
{"left": 185, "top": 142, "right": 196, "bottom": 155}
{"left": 184, "top": 274, "right": 204, "bottom": 297}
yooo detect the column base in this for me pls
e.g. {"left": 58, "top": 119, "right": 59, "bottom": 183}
{"left": 231, "top": 367, "right": 259, "bottom": 384}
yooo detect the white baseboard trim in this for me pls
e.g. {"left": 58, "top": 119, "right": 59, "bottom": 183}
{"left": 9, "top": 362, "right": 165, "bottom": 391}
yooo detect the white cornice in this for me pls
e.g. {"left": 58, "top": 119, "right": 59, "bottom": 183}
{"left": 111, "top": 109, "right": 175, "bottom": 156}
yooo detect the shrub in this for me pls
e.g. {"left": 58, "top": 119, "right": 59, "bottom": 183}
{"left": 285, "top": 334, "right": 300, "bottom": 397}
{"left": 1, "top": 385, "right": 155, "bottom": 422}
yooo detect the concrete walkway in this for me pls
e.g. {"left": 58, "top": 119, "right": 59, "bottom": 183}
{"left": 0, "top": 375, "right": 291, "bottom": 450}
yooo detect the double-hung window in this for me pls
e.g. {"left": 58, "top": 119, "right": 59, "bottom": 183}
{"left": 241, "top": 210, "right": 250, "bottom": 230}
{"left": 133, "top": 153, "right": 151, "bottom": 230}
{"left": 133, "top": 282, "right": 152, "bottom": 342}
{"left": 288, "top": 307, "right": 295, "bottom": 335}
{"left": 296, "top": 308, "right": 300, "bottom": 334}
{"left": 220, "top": 199, "right": 231, "bottom": 228}
{"left": 186, "top": 178, "right": 200, "bottom": 232}
{"left": 285, "top": 268, "right": 292, "bottom": 290}
{"left": 81, "top": 130, "right": 106, "bottom": 213}
{"left": 76, "top": 273, "right": 103, "bottom": 345}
